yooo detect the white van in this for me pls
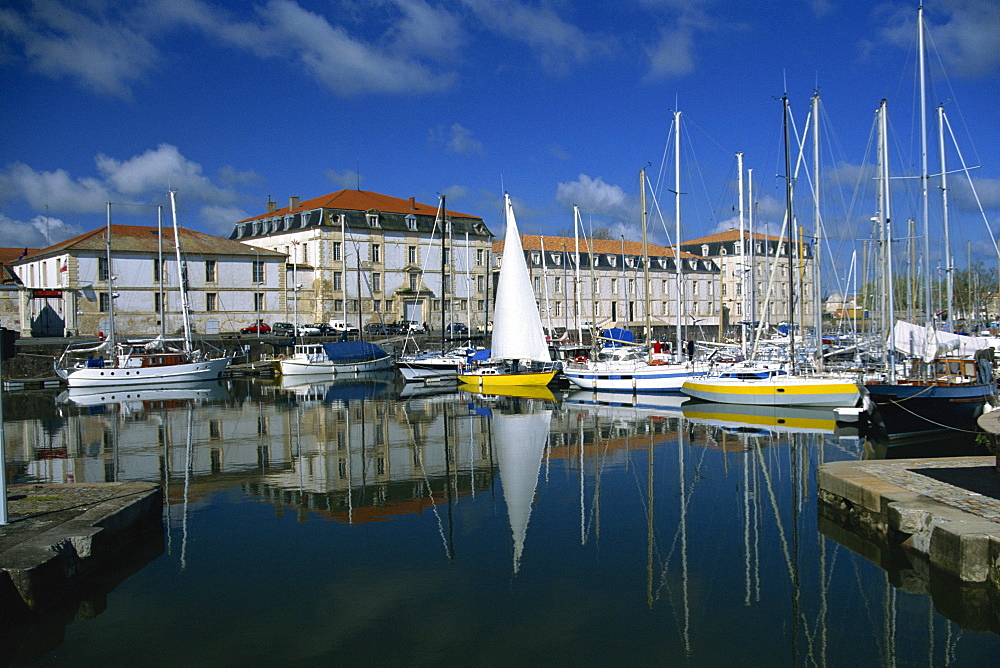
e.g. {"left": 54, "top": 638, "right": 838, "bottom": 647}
{"left": 328, "top": 320, "right": 359, "bottom": 333}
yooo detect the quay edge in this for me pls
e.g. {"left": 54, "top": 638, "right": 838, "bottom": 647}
{"left": 0, "top": 482, "right": 162, "bottom": 621}
{"left": 818, "top": 458, "right": 1000, "bottom": 589}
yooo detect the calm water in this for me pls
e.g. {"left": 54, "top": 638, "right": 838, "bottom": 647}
{"left": 3, "top": 376, "right": 999, "bottom": 665}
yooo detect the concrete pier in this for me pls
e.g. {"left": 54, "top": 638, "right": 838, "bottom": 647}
{"left": 818, "top": 457, "right": 1000, "bottom": 591}
{"left": 0, "top": 483, "right": 162, "bottom": 621}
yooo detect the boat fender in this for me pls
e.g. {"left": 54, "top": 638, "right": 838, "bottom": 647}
{"left": 649, "top": 359, "right": 666, "bottom": 366}
{"left": 573, "top": 356, "right": 587, "bottom": 364}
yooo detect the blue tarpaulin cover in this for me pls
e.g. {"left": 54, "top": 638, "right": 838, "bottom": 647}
{"left": 600, "top": 328, "right": 635, "bottom": 347}
{"left": 469, "top": 349, "right": 491, "bottom": 362}
{"left": 321, "top": 341, "right": 388, "bottom": 363}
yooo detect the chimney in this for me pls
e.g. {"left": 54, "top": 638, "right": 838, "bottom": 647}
{"left": 267, "top": 200, "right": 276, "bottom": 214}
{"left": 409, "top": 196, "right": 416, "bottom": 210}
{"left": 289, "top": 196, "right": 300, "bottom": 211}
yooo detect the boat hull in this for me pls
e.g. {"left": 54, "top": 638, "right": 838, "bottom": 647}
{"left": 680, "top": 376, "right": 861, "bottom": 407}
{"left": 396, "top": 360, "right": 463, "bottom": 382}
{"left": 563, "top": 362, "right": 694, "bottom": 392}
{"left": 58, "top": 357, "right": 231, "bottom": 388}
{"left": 280, "top": 355, "right": 393, "bottom": 376}
{"left": 456, "top": 370, "right": 556, "bottom": 388}
{"left": 865, "top": 381, "right": 996, "bottom": 436}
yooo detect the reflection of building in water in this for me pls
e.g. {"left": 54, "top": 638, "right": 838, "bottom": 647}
{"left": 245, "top": 393, "right": 495, "bottom": 523}
{"left": 6, "top": 384, "right": 496, "bottom": 526}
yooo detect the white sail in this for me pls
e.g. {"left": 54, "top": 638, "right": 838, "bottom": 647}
{"left": 491, "top": 194, "right": 550, "bottom": 363}
{"left": 494, "top": 408, "right": 552, "bottom": 574}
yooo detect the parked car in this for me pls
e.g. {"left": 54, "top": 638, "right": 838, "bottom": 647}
{"left": 364, "top": 322, "right": 390, "bottom": 335}
{"left": 445, "top": 322, "right": 469, "bottom": 335}
{"left": 296, "top": 323, "right": 322, "bottom": 336}
{"left": 404, "top": 320, "right": 426, "bottom": 333}
{"left": 271, "top": 322, "right": 294, "bottom": 336}
{"left": 240, "top": 320, "right": 271, "bottom": 335}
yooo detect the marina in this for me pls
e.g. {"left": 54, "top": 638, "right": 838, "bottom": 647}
{"left": 2, "top": 378, "right": 1000, "bottom": 663}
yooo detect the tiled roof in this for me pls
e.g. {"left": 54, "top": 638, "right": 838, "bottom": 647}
{"left": 17, "top": 226, "right": 285, "bottom": 261}
{"left": 494, "top": 234, "right": 697, "bottom": 259}
{"left": 682, "top": 229, "right": 786, "bottom": 245}
{"left": 0, "top": 247, "right": 39, "bottom": 263}
{"left": 237, "top": 190, "right": 481, "bottom": 223}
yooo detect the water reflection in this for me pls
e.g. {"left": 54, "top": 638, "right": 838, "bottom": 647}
{"left": 3, "top": 381, "right": 999, "bottom": 663}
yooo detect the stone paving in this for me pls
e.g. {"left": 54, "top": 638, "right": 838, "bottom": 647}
{"left": 857, "top": 456, "right": 1000, "bottom": 523}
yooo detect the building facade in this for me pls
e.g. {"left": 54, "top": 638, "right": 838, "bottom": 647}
{"left": 230, "top": 191, "right": 494, "bottom": 332}
{"left": 11, "top": 225, "right": 286, "bottom": 338}
{"left": 679, "top": 230, "right": 814, "bottom": 335}
{"left": 494, "top": 235, "right": 721, "bottom": 340}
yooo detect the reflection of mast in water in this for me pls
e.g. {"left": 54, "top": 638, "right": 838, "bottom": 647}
{"left": 180, "top": 403, "right": 193, "bottom": 570}
{"left": 678, "top": 414, "right": 691, "bottom": 656}
{"left": 401, "top": 402, "right": 452, "bottom": 560}
{"left": 443, "top": 403, "right": 455, "bottom": 559}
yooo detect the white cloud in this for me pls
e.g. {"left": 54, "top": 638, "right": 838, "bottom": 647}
{"left": 0, "top": 212, "right": 84, "bottom": 249}
{"left": 429, "top": 123, "right": 485, "bottom": 156}
{"left": 460, "top": 0, "right": 609, "bottom": 73}
{"left": 385, "top": 0, "right": 465, "bottom": 63}
{"left": 327, "top": 169, "right": 362, "bottom": 189}
{"left": 645, "top": 25, "right": 696, "bottom": 79}
{"left": 442, "top": 184, "right": 469, "bottom": 202}
{"left": 883, "top": 1, "right": 1000, "bottom": 78}
{"left": 0, "top": 145, "right": 247, "bottom": 237}
{"left": 555, "top": 174, "right": 628, "bottom": 216}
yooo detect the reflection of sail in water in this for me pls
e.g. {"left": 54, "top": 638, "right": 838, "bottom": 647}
{"left": 494, "top": 408, "right": 552, "bottom": 574}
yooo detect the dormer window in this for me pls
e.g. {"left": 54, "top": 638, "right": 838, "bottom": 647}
{"left": 657, "top": 258, "right": 667, "bottom": 268}
{"left": 701, "top": 244, "right": 709, "bottom": 256}
{"left": 550, "top": 253, "right": 561, "bottom": 265}
{"left": 366, "top": 212, "right": 380, "bottom": 228}
{"left": 625, "top": 257, "right": 634, "bottom": 268}
{"left": 531, "top": 252, "right": 540, "bottom": 265}
{"left": 607, "top": 255, "right": 616, "bottom": 267}
{"left": 734, "top": 242, "right": 742, "bottom": 255}
{"left": 688, "top": 260, "right": 698, "bottom": 270}
{"left": 406, "top": 214, "right": 417, "bottom": 231}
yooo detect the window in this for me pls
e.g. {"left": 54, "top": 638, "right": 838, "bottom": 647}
{"left": 611, "top": 278, "right": 618, "bottom": 294}
{"left": 409, "top": 274, "right": 418, "bottom": 291}
{"left": 334, "top": 299, "right": 343, "bottom": 311}
{"left": 99, "top": 292, "right": 110, "bottom": 312}
{"left": 433, "top": 300, "right": 440, "bottom": 311}
{"left": 333, "top": 273, "right": 342, "bottom": 291}
{"left": 628, "top": 278, "right": 635, "bottom": 295}
{"left": 153, "top": 259, "right": 167, "bottom": 283}
{"left": 408, "top": 245, "right": 417, "bottom": 263}
{"left": 534, "top": 276, "right": 540, "bottom": 292}
{"left": 476, "top": 248, "right": 484, "bottom": 265}
{"left": 154, "top": 293, "right": 163, "bottom": 313}
{"left": 477, "top": 300, "right": 485, "bottom": 311}
{"left": 348, "top": 300, "right": 358, "bottom": 313}
{"left": 477, "top": 275, "right": 484, "bottom": 293}
{"left": 531, "top": 252, "right": 541, "bottom": 265}
{"left": 443, "top": 247, "right": 451, "bottom": 264}
{"left": 254, "top": 293, "right": 264, "bottom": 311}
{"left": 593, "top": 278, "right": 599, "bottom": 294}
{"left": 98, "top": 257, "right": 109, "bottom": 281}
{"left": 373, "top": 300, "right": 380, "bottom": 312}
{"left": 372, "top": 244, "right": 381, "bottom": 263}
{"left": 443, "top": 275, "right": 450, "bottom": 293}
{"left": 554, "top": 276, "right": 562, "bottom": 293}
{"left": 252, "top": 261, "right": 265, "bottom": 283}
{"left": 372, "top": 273, "right": 381, "bottom": 292}
{"left": 206, "top": 293, "right": 217, "bottom": 311}
{"left": 333, "top": 241, "right": 342, "bottom": 261}
{"left": 205, "top": 259, "right": 216, "bottom": 283}
{"left": 406, "top": 215, "right": 417, "bottom": 231}
{"left": 366, "top": 213, "right": 380, "bottom": 227}
{"left": 554, "top": 302, "right": 561, "bottom": 317}
{"left": 385, "top": 300, "right": 392, "bottom": 312}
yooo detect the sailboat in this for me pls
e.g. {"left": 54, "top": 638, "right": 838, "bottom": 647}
{"left": 680, "top": 97, "right": 863, "bottom": 409}
{"left": 55, "top": 193, "right": 232, "bottom": 388}
{"left": 861, "top": 8, "right": 997, "bottom": 436}
{"left": 564, "top": 157, "right": 703, "bottom": 393}
{"left": 457, "top": 194, "right": 557, "bottom": 388}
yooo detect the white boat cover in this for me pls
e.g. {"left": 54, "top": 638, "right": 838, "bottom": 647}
{"left": 892, "top": 320, "right": 1000, "bottom": 362}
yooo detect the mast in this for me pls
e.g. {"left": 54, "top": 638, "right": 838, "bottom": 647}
{"left": 938, "top": 104, "right": 953, "bottom": 332}
{"left": 341, "top": 212, "right": 347, "bottom": 326}
{"left": 812, "top": 91, "right": 824, "bottom": 370}
{"left": 918, "top": 4, "right": 932, "bottom": 326}
{"left": 437, "top": 195, "right": 446, "bottom": 346}
{"left": 878, "top": 100, "right": 898, "bottom": 381}
{"left": 540, "top": 236, "right": 553, "bottom": 337}
{"left": 673, "top": 110, "right": 683, "bottom": 357}
{"left": 105, "top": 202, "right": 116, "bottom": 348}
{"left": 782, "top": 95, "right": 797, "bottom": 374}
{"left": 748, "top": 168, "right": 756, "bottom": 343}
{"left": 574, "top": 206, "right": 583, "bottom": 343}
{"left": 737, "top": 151, "right": 747, "bottom": 359}
{"left": 168, "top": 190, "right": 192, "bottom": 353}
{"left": 640, "top": 168, "right": 651, "bottom": 354}
{"left": 157, "top": 205, "right": 166, "bottom": 340}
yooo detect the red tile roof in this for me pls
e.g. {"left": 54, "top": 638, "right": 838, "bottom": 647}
{"left": 237, "top": 190, "right": 481, "bottom": 224}
{"left": 494, "top": 234, "right": 697, "bottom": 258}
{"left": 682, "top": 229, "right": 786, "bottom": 245}
{"left": 17, "top": 226, "right": 284, "bottom": 259}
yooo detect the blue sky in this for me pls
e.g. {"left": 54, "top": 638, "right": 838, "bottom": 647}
{"left": 2, "top": 0, "right": 999, "bottom": 294}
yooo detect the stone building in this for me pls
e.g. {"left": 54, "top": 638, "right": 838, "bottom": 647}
{"left": 493, "top": 234, "right": 720, "bottom": 340}
{"left": 10, "top": 225, "right": 285, "bottom": 338}
{"left": 679, "top": 230, "right": 814, "bottom": 335}
{"left": 230, "top": 190, "right": 494, "bottom": 332}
